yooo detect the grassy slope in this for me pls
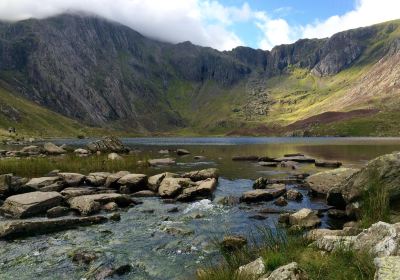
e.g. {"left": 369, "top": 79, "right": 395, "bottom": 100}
{"left": 0, "top": 85, "right": 108, "bottom": 139}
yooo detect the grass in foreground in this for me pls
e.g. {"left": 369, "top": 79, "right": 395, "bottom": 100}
{"left": 0, "top": 154, "right": 149, "bottom": 177}
{"left": 197, "top": 227, "right": 375, "bottom": 280}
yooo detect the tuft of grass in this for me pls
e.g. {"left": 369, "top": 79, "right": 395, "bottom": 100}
{"left": 197, "top": 227, "right": 375, "bottom": 280}
{"left": 360, "top": 170, "right": 391, "bottom": 228}
{"left": 0, "top": 154, "right": 148, "bottom": 177}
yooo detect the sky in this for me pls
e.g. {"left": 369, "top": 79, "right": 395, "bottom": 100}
{"left": 0, "top": 0, "right": 399, "bottom": 51}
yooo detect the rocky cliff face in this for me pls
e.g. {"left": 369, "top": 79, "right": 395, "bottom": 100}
{"left": 0, "top": 14, "right": 398, "bottom": 132}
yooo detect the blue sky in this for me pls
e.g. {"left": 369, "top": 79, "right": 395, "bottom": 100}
{"left": 224, "top": 0, "right": 357, "bottom": 48}
{"left": 0, "top": 0, "right": 399, "bottom": 50}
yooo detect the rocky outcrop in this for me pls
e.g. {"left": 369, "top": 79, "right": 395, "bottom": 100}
{"left": 0, "top": 191, "right": 63, "bottom": 218}
{"left": 158, "top": 178, "right": 193, "bottom": 198}
{"left": 0, "top": 215, "right": 108, "bottom": 239}
{"left": 87, "top": 137, "right": 128, "bottom": 153}
{"left": 306, "top": 168, "right": 359, "bottom": 195}
{"left": 337, "top": 152, "right": 400, "bottom": 203}
{"left": 241, "top": 184, "right": 286, "bottom": 203}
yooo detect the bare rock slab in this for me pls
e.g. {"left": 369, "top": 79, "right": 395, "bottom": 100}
{"left": 68, "top": 193, "right": 133, "bottom": 215}
{"left": 1, "top": 191, "right": 63, "bottom": 218}
{"left": 0, "top": 216, "right": 108, "bottom": 239}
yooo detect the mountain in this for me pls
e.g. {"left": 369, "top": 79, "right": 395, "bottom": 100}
{"left": 0, "top": 13, "right": 399, "bottom": 136}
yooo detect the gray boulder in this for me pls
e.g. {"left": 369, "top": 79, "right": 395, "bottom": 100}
{"left": 58, "top": 172, "right": 85, "bottom": 187}
{"left": 86, "top": 172, "right": 112, "bottom": 186}
{"left": 238, "top": 257, "right": 265, "bottom": 277}
{"left": 117, "top": 174, "right": 147, "bottom": 193}
{"left": 305, "top": 168, "right": 359, "bottom": 195}
{"left": 68, "top": 193, "right": 133, "bottom": 215}
{"left": 158, "top": 177, "right": 193, "bottom": 198}
{"left": 374, "top": 256, "right": 400, "bottom": 280}
{"left": 61, "top": 187, "right": 96, "bottom": 199}
{"left": 260, "top": 262, "right": 308, "bottom": 280}
{"left": 0, "top": 191, "right": 63, "bottom": 218}
{"left": 176, "top": 178, "right": 218, "bottom": 201}
{"left": 25, "top": 176, "right": 64, "bottom": 191}
{"left": 108, "top": 153, "right": 123, "bottom": 160}
{"left": 43, "top": 142, "right": 66, "bottom": 155}
{"left": 241, "top": 184, "right": 286, "bottom": 203}
{"left": 288, "top": 208, "right": 321, "bottom": 229}
{"left": 47, "top": 206, "right": 71, "bottom": 218}
{"left": 104, "top": 171, "right": 130, "bottom": 188}
{"left": 148, "top": 158, "right": 176, "bottom": 166}
{"left": 147, "top": 172, "right": 178, "bottom": 192}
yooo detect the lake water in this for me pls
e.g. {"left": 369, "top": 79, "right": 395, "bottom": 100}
{"left": 1, "top": 137, "right": 400, "bottom": 279}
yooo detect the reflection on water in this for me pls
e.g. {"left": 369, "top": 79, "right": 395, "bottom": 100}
{"left": 1, "top": 137, "right": 400, "bottom": 279}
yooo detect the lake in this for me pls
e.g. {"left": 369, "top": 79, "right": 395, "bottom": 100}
{"left": 1, "top": 137, "right": 400, "bottom": 279}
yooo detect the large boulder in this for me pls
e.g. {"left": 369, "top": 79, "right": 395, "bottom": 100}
{"left": 260, "top": 262, "right": 308, "bottom": 280}
{"left": 58, "top": 173, "right": 85, "bottom": 187}
{"left": 0, "top": 174, "right": 12, "bottom": 198}
{"left": 337, "top": 152, "right": 400, "bottom": 203}
{"left": 86, "top": 172, "right": 112, "bottom": 186}
{"left": 147, "top": 172, "right": 178, "bottom": 192}
{"left": 305, "top": 168, "right": 359, "bottom": 195}
{"left": 108, "top": 153, "right": 123, "bottom": 161}
{"left": 158, "top": 178, "right": 193, "bottom": 198}
{"left": 20, "top": 145, "right": 42, "bottom": 154}
{"left": 374, "top": 256, "right": 400, "bottom": 280}
{"left": 288, "top": 208, "right": 321, "bottom": 229}
{"left": 0, "top": 191, "right": 63, "bottom": 218}
{"left": 0, "top": 216, "right": 108, "bottom": 239}
{"left": 68, "top": 193, "right": 133, "bottom": 215}
{"left": 43, "top": 142, "right": 66, "bottom": 155}
{"left": 87, "top": 136, "right": 128, "bottom": 153}
{"left": 182, "top": 168, "right": 219, "bottom": 181}
{"left": 176, "top": 178, "right": 218, "bottom": 201}
{"left": 117, "top": 174, "right": 147, "bottom": 193}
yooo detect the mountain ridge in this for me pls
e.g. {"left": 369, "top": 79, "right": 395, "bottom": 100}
{"left": 0, "top": 13, "right": 399, "bottom": 136}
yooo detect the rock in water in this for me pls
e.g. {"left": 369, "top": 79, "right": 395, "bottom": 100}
{"left": 58, "top": 172, "right": 86, "bottom": 187}
{"left": 105, "top": 171, "right": 131, "bottom": 188}
{"left": 288, "top": 208, "right": 321, "bottom": 229}
{"left": 315, "top": 161, "right": 342, "bottom": 168}
{"left": 241, "top": 185, "right": 286, "bottom": 203}
{"left": 286, "top": 189, "right": 303, "bottom": 201}
{"left": 182, "top": 168, "right": 219, "bottom": 181}
{"left": 87, "top": 136, "right": 128, "bottom": 153}
{"left": 176, "top": 149, "right": 190, "bottom": 155}
{"left": 86, "top": 172, "right": 112, "bottom": 186}
{"left": 306, "top": 168, "right": 359, "bottom": 195}
{"left": 176, "top": 178, "right": 217, "bottom": 201}
{"left": 68, "top": 193, "right": 133, "bottom": 215}
{"left": 25, "top": 177, "right": 63, "bottom": 191}
{"left": 0, "top": 216, "right": 108, "bottom": 239}
{"left": 148, "top": 158, "right": 176, "bottom": 166}
{"left": 260, "top": 262, "right": 308, "bottom": 280}
{"left": 47, "top": 206, "right": 71, "bottom": 218}
{"left": 0, "top": 191, "right": 63, "bottom": 218}
{"left": 117, "top": 174, "right": 148, "bottom": 193}
{"left": 220, "top": 235, "right": 247, "bottom": 251}
{"left": 158, "top": 178, "right": 193, "bottom": 198}
{"left": 43, "top": 142, "right": 66, "bottom": 155}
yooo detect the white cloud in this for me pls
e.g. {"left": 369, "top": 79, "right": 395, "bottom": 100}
{"left": 301, "top": 0, "right": 400, "bottom": 39}
{"left": 0, "top": 0, "right": 246, "bottom": 51}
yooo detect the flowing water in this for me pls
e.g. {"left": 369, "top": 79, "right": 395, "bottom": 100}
{"left": 1, "top": 137, "right": 400, "bottom": 280}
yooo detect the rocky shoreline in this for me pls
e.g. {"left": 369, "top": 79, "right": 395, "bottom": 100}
{"left": 1, "top": 137, "right": 400, "bottom": 279}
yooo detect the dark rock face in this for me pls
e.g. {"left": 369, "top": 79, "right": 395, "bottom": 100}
{"left": 0, "top": 14, "right": 394, "bottom": 132}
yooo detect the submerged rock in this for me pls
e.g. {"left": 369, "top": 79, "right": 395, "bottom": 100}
{"left": 286, "top": 189, "right": 303, "bottom": 201}
{"left": 232, "top": 155, "right": 259, "bottom": 161}
{"left": 220, "top": 235, "right": 247, "bottom": 251}
{"left": 315, "top": 161, "right": 342, "bottom": 168}
{"left": 0, "top": 191, "right": 63, "bottom": 218}
{"left": 275, "top": 155, "right": 315, "bottom": 163}
{"left": 258, "top": 161, "right": 278, "bottom": 167}
{"left": 148, "top": 158, "right": 176, "bottom": 166}
{"left": 71, "top": 249, "right": 98, "bottom": 265}
{"left": 182, "top": 168, "right": 219, "bottom": 181}
{"left": 0, "top": 215, "right": 108, "bottom": 239}
{"left": 274, "top": 196, "right": 288, "bottom": 206}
